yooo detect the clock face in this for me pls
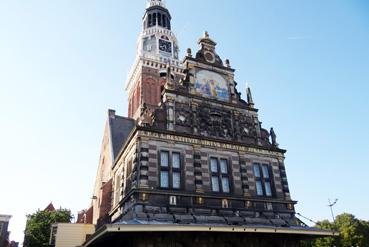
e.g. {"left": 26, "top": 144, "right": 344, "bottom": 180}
{"left": 159, "top": 39, "right": 172, "bottom": 53}
{"left": 204, "top": 51, "right": 215, "bottom": 63}
{"left": 194, "top": 70, "right": 230, "bottom": 101}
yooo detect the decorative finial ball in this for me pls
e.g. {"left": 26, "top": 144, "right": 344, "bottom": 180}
{"left": 204, "top": 31, "right": 209, "bottom": 38}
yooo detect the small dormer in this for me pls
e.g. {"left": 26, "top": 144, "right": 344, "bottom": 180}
{"left": 195, "top": 32, "right": 224, "bottom": 67}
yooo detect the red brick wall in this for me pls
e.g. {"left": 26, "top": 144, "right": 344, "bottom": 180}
{"left": 99, "top": 179, "right": 112, "bottom": 220}
{"left": 127, "top": 66, "right": 181, "bottom": 119}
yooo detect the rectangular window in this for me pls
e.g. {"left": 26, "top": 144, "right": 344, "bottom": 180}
{"left": 160, "top": 151, "right": 169, "bottom": 167}
{"left": 159, "top": 151, "right": 182, "bottom": 189}
{"left": 172, "top": 152, "right": 181, "bottom": 169}
{"left": 265, "top": 181, "right": 272, "bottom": 196}
{"left": 210, "top": 158, "right": 218, "bottom": 173}
{"left": 253, "top": 164, "right": 261, "bottom": 178}
{"left": 160, "top": 171, "right": 169, "bottom": 188}
{"left": 211, "top": 176, "right": 220, "bottom": 192}
{"left": 210, "top": 157, "right": 231, "bottom": 193}
{"left": 256, "top": 181, "right": 264, "bottom": 196}
{"left": 173, "top": 172, "right": 181, "bottom": 189}
{"left": 220, "top": 159, "right": 228, "bottom": 174}
{"left": 222, "top": 177, "right": 230, "bottom": 193}
{"left": 262, "top": 165, "right": 270, "bottom": 178}
{"left": 253, "top": 163, "right": 274, "bottom": 197}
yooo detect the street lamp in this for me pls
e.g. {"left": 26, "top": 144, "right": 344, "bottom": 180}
{"left": 328, "top": 198, "right": 338, "bottom": 222}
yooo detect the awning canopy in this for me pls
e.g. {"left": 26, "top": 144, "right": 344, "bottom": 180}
{"left": 83, "top": 223, "right": 337, "bottom": 247}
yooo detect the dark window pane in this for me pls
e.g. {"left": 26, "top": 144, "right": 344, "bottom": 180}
{"left": 160, "top": 171, "right": 169, "bottom": 188}
{"left": 265, "top": 182, "right": 272, "bottom": 196}
{"left": 160, "top": 151, "right": 169, "bottom": 167}
{"left": 222, "top": 177, "right": 230, "bottom": 193}
{"left": 173, "top": 152, "right": 180, "bottom": 169}
{"left": 158, "top": 13, "right": 162, "bottom": 26}
{"left": 148, "top": 14, "right": 152, "bottom": 27}
{"left": 220, "top": 159, "right": 228, "bottom": 174}
{"left": 153, "top": 13, "right": 157, "bottom": 25}
{"left": 211, "top": 176, "right": 220, "bottom": 192}
{"left": 163, "top": 15, "right": 166, "bottom": 27}
{"left": 256, "top": 181, "right": 263, "bottom": 196}
{"left": 210, "top": 158, "right": 218, "bottom": 173}
{"left": 173, "top": 172, "right": 181, "bottom": 189}
{"left": 262, "top": 165, "right": 270, "bottom": 178}
{"left": 253, "top": 164, "right": 261, "bottom": 178}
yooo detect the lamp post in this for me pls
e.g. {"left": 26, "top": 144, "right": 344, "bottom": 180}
{"left": 328, "top": 198, "right": 338, "bottom": 222}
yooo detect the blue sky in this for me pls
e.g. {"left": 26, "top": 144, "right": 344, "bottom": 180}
{"left": 0, "top": 0, "right": 369, "bottom": 244}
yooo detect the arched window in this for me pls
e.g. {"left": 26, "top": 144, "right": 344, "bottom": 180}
{"left": 162, "top": 14, "right": 166, "bottom": 27}
{"left": 148, "top": 14, "right": 152, "bottom": 27}
{"left": 158, "top": 13, "right": 162, "bottom": 26}
{"left": 153, "top": 13, "right": 157, "bottom": 25}
{"left": 167, "top": 17, "right": 171, "bottom": 29}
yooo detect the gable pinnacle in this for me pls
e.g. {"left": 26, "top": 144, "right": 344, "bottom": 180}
{"left": 246, "top": 84, "right": 254, "bottom": 107}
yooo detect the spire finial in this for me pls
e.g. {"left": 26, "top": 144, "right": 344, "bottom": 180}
{"left": 204, "top": 31, "right": 209, "bottom": 38}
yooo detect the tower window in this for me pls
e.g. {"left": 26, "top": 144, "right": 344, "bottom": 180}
{"left": 167, "top": 17, "right": 171, "bottom": 30}
{"left": 253, "top": 163, "right": 273, "bottom": 197}
{"left": 159, "top": 151, "right": 182, "bottom": 189}
{"left": 162, "top": 14, "right": 166, "bottom": 27}
{"left": 148, "top": 14, "right": 152, "bottom": 27}
{"left": 158, "top": 13, "right": 162, "bottom": 26}
{"left": 153, "top": 13, "right": 157, "bottom": 25}
{"left": 210, "top": 157, "right": 231, "bottom": 193}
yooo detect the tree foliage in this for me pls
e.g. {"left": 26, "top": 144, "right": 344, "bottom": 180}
{"left": 23, "top": 208, "right": 72, "bottom": 247}
{"left": 303, "top": 213, "right": 369, "bottom": 247}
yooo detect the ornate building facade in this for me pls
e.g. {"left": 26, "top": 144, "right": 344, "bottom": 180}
{"left": 85, "top": 1, "right": 335, "bottom": 246}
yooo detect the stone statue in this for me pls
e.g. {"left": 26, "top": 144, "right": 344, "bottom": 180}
{"left": 270, "top": 127, "right": 279, "bottom": 147}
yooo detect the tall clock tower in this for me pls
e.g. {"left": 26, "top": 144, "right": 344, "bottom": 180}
{"left": 126, "top": 0, "right": 183, "bottom": 122}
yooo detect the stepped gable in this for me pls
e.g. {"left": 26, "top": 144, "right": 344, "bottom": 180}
{"left": 146, "top": 32, "right": 281, "bottom": 152}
